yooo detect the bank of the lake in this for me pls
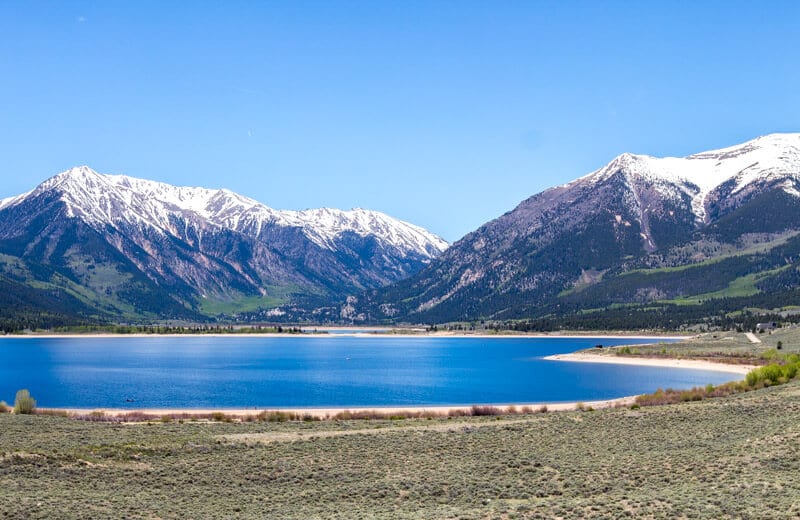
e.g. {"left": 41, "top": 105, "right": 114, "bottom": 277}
{"left": 0, "top": 335, "right": 740, "bottom": 410}
{"left": 544, "top": 352, "right": 756, "bottom": 374}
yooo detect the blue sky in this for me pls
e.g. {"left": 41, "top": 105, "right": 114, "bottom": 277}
{"left": 1, "top": 2, "right": 798, "bottom": 242}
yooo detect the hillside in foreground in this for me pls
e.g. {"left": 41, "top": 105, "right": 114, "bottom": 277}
{"left": 3, "top": 375, "right": 800, "bottom": 518}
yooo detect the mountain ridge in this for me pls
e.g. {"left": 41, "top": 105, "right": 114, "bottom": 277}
{"left": 0, "top": 167, "right": 447, "bottom": 326}
{"left": 352, "top": 132, "right": 800, "bottom": 327}
{"left": 2, "top": 133, "right": 800, "bottom": 330}
{"left": 1, "top": 166, "right": 448, "bottom": 256}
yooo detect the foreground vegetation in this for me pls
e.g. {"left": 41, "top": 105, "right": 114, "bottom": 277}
{"left": 2, "top": 380, "right": 800, "bottom": 519}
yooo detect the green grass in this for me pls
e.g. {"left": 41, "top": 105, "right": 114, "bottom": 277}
{"left": 656, "top": 266, "right": 790, "bottom": 306}
{"left": 66, "top": 255, "right": 133, "bottom": 290}
{"left": 3, "top": 381, "right": 800, "bottom": 518}
{"left": 622, "top": 231, "right": 800, "bottom": 278}
{"left": 198, "top": 290, "right": 294, "bottom": 315}
{"left": 0, "top": 253, "right": 141, "bottom": 319}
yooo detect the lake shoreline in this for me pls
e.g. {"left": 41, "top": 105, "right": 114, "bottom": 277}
{"left": 39, "top": 353, "right": 750, "bottom": 418}
{"left": 7, "top": 333, "right": 742, "bottom": 414}
{"left": 544, "top": 352, "right": 756, "bottom": 374}
{"left": 44, "top": 395, "right": 638, "bottom": 418}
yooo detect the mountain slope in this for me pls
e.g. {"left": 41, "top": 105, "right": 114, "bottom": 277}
{"left": 355, "top": 133, "right": 800, "bottom": 325}
{"left": 0, "top": 167, "right": 447, "bottom": 323}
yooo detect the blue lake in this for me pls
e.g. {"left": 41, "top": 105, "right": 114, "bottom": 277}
{"left": 0, "top": 336, "right": 740, "bottom": 409}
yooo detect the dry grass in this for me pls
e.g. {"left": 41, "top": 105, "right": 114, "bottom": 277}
{"left": 3, "top": 381, "right": 800, "bottom": 518}
{"left": 600, "top": 326, "right": 800, "bottom": 364}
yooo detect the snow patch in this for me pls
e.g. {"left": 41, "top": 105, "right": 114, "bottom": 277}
{"left": 574, "top": 133, "right": 800, "bottom": 224}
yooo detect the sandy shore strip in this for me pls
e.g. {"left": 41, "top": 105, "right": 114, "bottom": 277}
{"left": 544, "top": 352, "right": 756, "bottom": 374}
{"left": 48, "top": 396, "right": 638, "bottom": 419}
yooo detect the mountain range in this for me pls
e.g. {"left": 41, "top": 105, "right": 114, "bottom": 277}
{"left": 2, "top": 133, "right": 800, "bottom": 331}
{"left": 0, "top": 166, "right": 447, "bottom": 327}
{"left": 353, "top": 133, "right": 800, "bottom": 328}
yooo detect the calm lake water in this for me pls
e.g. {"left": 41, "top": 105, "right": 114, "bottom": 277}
{"left": 0, "top": 335, "right": 739, "bottom": 409}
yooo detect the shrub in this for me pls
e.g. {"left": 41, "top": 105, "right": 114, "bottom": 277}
{"left": 13, "top": 389, "right": 36, "bottom": 414}
{"left": 0, "top": 401, "right": 9, "bottom": 413}
{"left": 36, "top": 409, "right": 68, "bottom": 417}
{"left": 255, "top": 410, "right": 307, "bottom": 422}
{"left": 211, "top": 412, "right": 233, "bottom": 422}
{"left": 761, "top": 364, "right": 784, "bottom": 385}
{"left": 470, "top": 405, "right": 503, "bottom": 416}
{"left": 679, "top": 388, "right": 704, "bottom": 402}
{"left": 447, "top": 408, "right": 470, "bottom": 417}
{"left": 761, "top": 349, "right": 781, "bottom": 361}
{"left": 744, "top": 359, "right": 800, "bottom": 389}
{"left": 745, "top": 369, "right": 759, "bottom": 388}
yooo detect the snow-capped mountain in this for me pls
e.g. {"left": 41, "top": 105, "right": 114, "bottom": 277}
{"left": 0, "top": 166, "right": 447, "bottom": 258}
{"left": 356, "top": 133, "right": 800, "bottom": 323}
{"left": 576, "top": 132, "right": 800, "bottom": 226}
{"left": 0, "top": 167, "right": 447, "bottom": 322}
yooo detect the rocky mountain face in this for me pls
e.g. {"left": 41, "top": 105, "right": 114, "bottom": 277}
{"left": 0, "top": 167, "right": 447, "bottom": 323}
{"left": 355, "top": 133, "right": 800, "bottom": 325}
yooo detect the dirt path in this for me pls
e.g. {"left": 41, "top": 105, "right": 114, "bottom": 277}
{"left": 745, "top": 332, "right": 762, "bottom": 344}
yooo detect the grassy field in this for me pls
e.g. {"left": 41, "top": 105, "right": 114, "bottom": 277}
{"left": 3, "top": 380, "right": 800, "bottom": 519}
{"left": 590, "top": 326, "right": 800, "bottom": 363}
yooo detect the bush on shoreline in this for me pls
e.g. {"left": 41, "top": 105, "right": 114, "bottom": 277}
{"left": 745, "top": 355, "right": 800, "bottom": 387}
{"left": 14, "top": 389, "right": 36, "bottom": 414}
{"left": 636, "top": 354, "right": 800, "bottom": 407}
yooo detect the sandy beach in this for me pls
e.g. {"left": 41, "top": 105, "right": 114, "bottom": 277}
{"left": 544, "top": 352, "right": 756, "bottom": 374}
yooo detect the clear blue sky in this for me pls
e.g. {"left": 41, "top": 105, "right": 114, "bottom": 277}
{"left": 1, "top": 1, "right": 798, "bottom": 242}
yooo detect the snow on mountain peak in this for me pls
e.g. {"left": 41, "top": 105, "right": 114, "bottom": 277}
{"left": 4, "top": 167, "right": 448, "bottom": 259}
{"left": 688, "top": 132, "right": 800, "bottom": 160}
{"left": 579, "top": 132, "right": 800, "bottom": 223}
{"left": 285, "top": 207, "right": 449, "bottom": 255}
